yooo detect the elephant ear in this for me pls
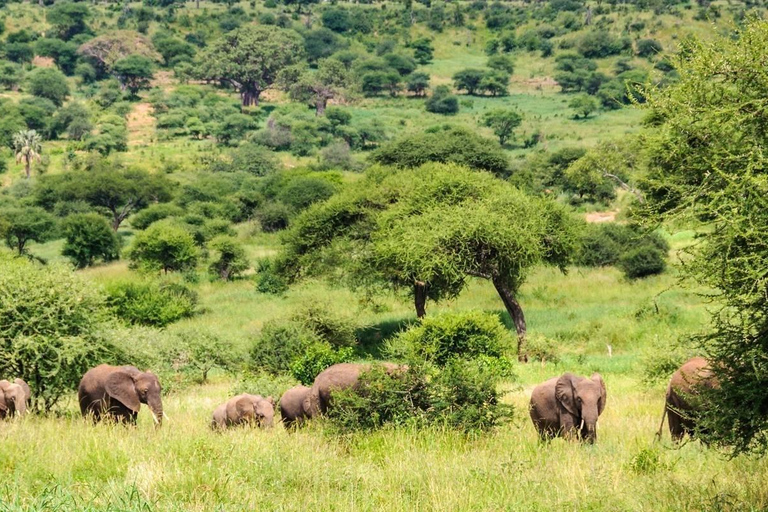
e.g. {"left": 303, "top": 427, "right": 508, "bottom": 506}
{"left": 14, "top": 379, "right": 31, "bottom": 403}
{"left": 592, "top": 373, "right": 607, "bottom": 415}
{"left": 105, "top": 370, "right": 141, "bottom": 412}
{"left": 265, "top": 396, "right": 275, "bottom": 407}
{"left": 234, "top": 396, "right": 255, "bottom": 421}
{"left": 555, "top": 373, "right": 579, "bottom": 416}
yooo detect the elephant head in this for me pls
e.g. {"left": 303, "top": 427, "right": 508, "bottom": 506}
{"left": 555, "top": 372, "right": 606, "bottom": 443}
{"left": 227, "top": 394, "right": 275, "bottom": 428}
{"left": 106, "top": 368, "right": 163, "bottom": 426}
{"left": 0, "top": 380, "right": 28, "bottom": 417}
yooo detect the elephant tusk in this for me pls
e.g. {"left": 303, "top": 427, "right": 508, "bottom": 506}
{"left": 151, "top": 412, "right": 159, "bottom": 425}
{"left": 596, "top": 421, "right": 599, "bottom": 430}
{"left": 579, "top": 419, "right": 585, "bottom": 431}
{"left": 163, "top": 412, "right": 171, "bottom": 423}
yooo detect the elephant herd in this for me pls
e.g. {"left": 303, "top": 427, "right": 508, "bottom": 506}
{"left": 0, "top": 358, "right": 717, "bottom": 445}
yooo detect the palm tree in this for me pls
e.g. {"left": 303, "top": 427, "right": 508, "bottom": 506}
{"left": 13, "top": 130, "right": 43, "bottom": 179}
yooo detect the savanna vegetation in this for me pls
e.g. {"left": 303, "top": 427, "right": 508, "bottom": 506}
{"left": 1, "top": 0, "right": 768, "bottom": 509}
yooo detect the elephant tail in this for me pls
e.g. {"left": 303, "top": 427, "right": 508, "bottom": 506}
{"left": 655, "top": 403, "right": 667, "bottom": 442}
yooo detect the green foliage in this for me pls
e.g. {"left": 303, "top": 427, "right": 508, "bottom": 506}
{"left": 636, "top": 38, "right": 663, "bottom": 58}
{"left": 452, "top": 68, "right": 485, "bottom": 95}
{"left": 250, "top": 320, "right": 320, "bottom": 375}
{"left": 406, "top": 72, "right": 430, "bottom": 97}
{"left": 162, "top": 326, "right": 240, "bottom": 383}
{"left": 371, "top": 127, "right": 508, "bottom": 176}
{"left": 387, "top": 311, "right": 512, "bottom": 367}
{"left": 130, "top": 203, "right": 185, "bottom": 230}
{"left": 0, "top": 60, "right": 23, "bottom": 90}
{"left": 199, "top": 25, "right": 304, "bottom": 106}
{"left": 289, "top": 344, "right": 354, "bottom": 385}
{"left": 112, "top": 55, "right": 154, "bottom": 96}
{"left": 255, "top": 258, "right": 289, "bottom": 294}
{"left": 578, "top": 30, "right": 631, "bottom": 59}
{"left": 291, "top": 302, "right": 359, "bottom": 348}
{"left": 487, "top": 54, "right": 515, "bottom": 74}
{"left": 208, "top": 235, "right": 249, "bottom": 281}
{"left": 0, "top": 255, "right": 124, "bottom": 412}
{"left": 410, "top": 37, "right": 434, "bottom": 65}
{"left": 47, "top": 2, "right": 91, "bottom": 40}
{"left": 61, "top": 213, "right": 120, "bottom": 268}
{"left": 105, "top": 279, "right": 198, "bottom": 327}
{"left": 618, "top": 244, "right": 666, "bottom": 279}
{"left": 482, "top": 108, "right": 522, "bottom": 145}
{"left": 127, "top": 219, "right": 199, "bottom": 273}
{"left": 576, "top": 223, "right": 669, "bottom": 268}
{"left": 425, "top": 85, "right": 459, "bottom": 115}
{"left": 0, "top": 204, "right": 56, "bottom": 255}
{"left": 27, "top": 68, "right": 70, "bottom": 106}
{"left": 569, "top": 94, "right": 598, "bottom": 119}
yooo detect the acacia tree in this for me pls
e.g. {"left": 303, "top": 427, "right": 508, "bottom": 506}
{"left": 639, "top": 20, "right": 768, "bottom": 454}
{"left": 200, "top": 26, "right": 304, "bottom": 108}
{"left": 279, "top": 59, "right": 350, "bottom": 116}
{"left": 0, "top": 205, "right": 56, "bottom": 255}
{"left": 35, "top": 168, "right": 173, "bottom": 231}
{"left": 278, "top": 163, "right": 578, "bottom": 361}
{"left": 482, "top": 109, "right": 523, "bottom": 146}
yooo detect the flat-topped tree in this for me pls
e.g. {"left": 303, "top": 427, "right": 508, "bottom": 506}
{"left": 200, "top": 25, "right": 304, "bottom": 108}
{"left": 279, "top": 59, "right": 350, "bottom": 116}
{"left": 277, "top": 163, "right": 578, "bottom": 362}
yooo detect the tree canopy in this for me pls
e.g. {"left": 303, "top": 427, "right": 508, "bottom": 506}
{"left": 200, "top": 25, "right": 304, "bottom": 107}
{"left": 277, "top": 162, "right": 579, "bottom": 360}
{"left": 640, "top": 19, "right": 768, "bottom": 455}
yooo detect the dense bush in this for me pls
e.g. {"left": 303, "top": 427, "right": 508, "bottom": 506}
{"left": 162, "top": 326, "right": 240, "bottom": 384}
{"left": 576, "top": 223, "right": 669, "bottom": 270}
{"left": 290, "top": 343, "right": 354, "bottom": 385}
{"left": 127, "top": 219, "right": 199, "bottom": 273}
{"left": 255, "top": 258, "right": 289, "bottom": 294}
{"left": 425, "top": 85, "right": 459, "bottom": 115}
{"left": 130, "top": 203, "right": 185, "bottom": 230}
{"left": 250, "top": 321, "right": 320, "bottom": 375}
{"left": 619, "top": 244, "right": 667, "bottom": 279}
{"left": 61, "top": 213, "right": 120, "bottom": 268}
{"left": 257, "top": 202, "right": 291, "bottom": 232}
{"left": 387, "top": 311, "right": 513, "bottom": 366}
{"left": 27, "top": 68, "right": 70, "bottom": 106}
{"left": 208, "top": 235, "right": 249, "bottom": 281}
{"left": 0, "top": 255, "right": 125, "bottom": 411}
{"left": 105, "top": 279, "right": 198, "bottom": 327}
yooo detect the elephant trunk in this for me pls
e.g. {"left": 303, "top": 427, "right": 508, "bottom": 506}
{"left": 148, "top": 396, "right": 163, "bottom": 427}
{"left": 582, "top": 406, "right": 599, "bottom": 443}
{"left": 15, "top": 397, "right": 27, "bottom": 416}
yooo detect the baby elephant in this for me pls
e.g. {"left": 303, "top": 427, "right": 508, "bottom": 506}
{"left": 211, "top": 394, "right": 275, "bottom": 430}
{"left": 530, "top": 372, "right": 607, "bottom": 444}
{"left": 0, "top": 378, "right": 31, "bottom": 418}
{"left": 279, "top": 385, "right": 312, "bottom": 428}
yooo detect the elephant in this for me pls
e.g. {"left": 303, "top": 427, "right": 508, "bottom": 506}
{"left": 306, "top": 362, "right": 404, "bottom": 416}
{"left": 78, "top": 365, "right": 163, "bottom": 426}
{"left": 0, "top": 378, "right": 31, "bottom": 418}
{"left": 211, "top": 394, "right": 275, "bottom": 429}
{"left": 657, "top": 357, "right": 717, "bottom": 442}
{"left": 529, "top": 372, "right": 607, "bottom": 444}
{"left": 278, "top": 385, "right": 312, "bottom": 428}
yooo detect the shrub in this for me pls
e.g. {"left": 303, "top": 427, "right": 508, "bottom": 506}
{"left": 0, "top": 256, "right": 125, "bottom": 412}
{"left": 162, "top": 326, "right": 240, "bottom": 384}
{"left": 576, "top": 224, "right": 669, "bottom": 269}
{"left": 231, "top": 371, "right": 298, "bottom": 398}
{"left": 291, "top": 302, "right": 358, "bottom": 348}
{"left": 208, "top": 235, "right": 249, "bottom": 281}
{"left": 255, "top": 258, "right": 289, "bottom": 294}
{"left": 425, "top": 85, "right": 459, "bottom": 115}
{"left": 276, "top": 177, "right": 337, "bottom": 212}
{"left": 61, "top": 213, "right": 120, "bottom": 268}
{"left": 105, "top": 279, "right": 198, "bottom": 327}
{"left": 619, "top": 244, "right": 667, "bottom": 279}
{"left": 130, "top": 203, "right": 185, "bottom": 230}
{"left": 128, "top": 219, "right": 199, "bottom": 273}
{"left": 387, "top": 311, "right": 513, "bottom": 367}
{"left": 636, "top": 39, "right": 663, "bottom": 58}
{"left": 290, "top": 343, "right": 354, "bottom": 385}
{"left": 250, "top": 321, "right": 320, "bottom": 375}
{"left": 257, "top": 202, "right": 292, "bottom": 232}
{"left": 225, "top": 143, "right": 280, "bottom": 176}
{"left": 526, "top": 334, "right": 561, "bottom": 364}
{"left": 319, "top": 141, "right": 353, "bottom": 171}
{"left": 27, "top": 68, "right": 70, "bottom": 106}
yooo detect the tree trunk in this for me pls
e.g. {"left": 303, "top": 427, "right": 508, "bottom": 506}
{"left": 414, "top": 281, "right": 427, "bottom": 319}
{"left": 492, "top": 277, "right": 528, "bottom": 362}
{"left": 241, "top": 89, "right": 261, "bottom": 108}
{"left": 25, "top": 157, "right": 30, "bottom": 179}
{"left": 315, "top": 98, "right": 327, "bottom": 116}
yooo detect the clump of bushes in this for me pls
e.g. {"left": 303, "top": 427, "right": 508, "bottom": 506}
{"left": 105, "top": 279, "right": 199, "bottom": 327}
{"left": 255, "top": 258, "right": 289, "bottom": 294}
{"left": 250, "top": 304, "right": 360, "bottom": 383}
{"left": 576, "top": 223, "right": 669, "bottom": 279}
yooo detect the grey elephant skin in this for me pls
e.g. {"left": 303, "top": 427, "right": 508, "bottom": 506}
{"left": 0, "top": 378, "right": 31, "bottom": 418}
{"left": 78, "top": 365, "right": 163, "bottom": 425}
{"left": 279, "top": 385, "right": 312, "bottom": 427}
{"left": 211, "top": 394, "right": 275, "bottom": 429}
{"left": 530, "top": 372, "right": 606, "bottom": 443}
{"left": 307, "top": 362, "right": 404, "bottom": 416}
{"left": 659, "top": 357, "right": 717, "bottom": 442}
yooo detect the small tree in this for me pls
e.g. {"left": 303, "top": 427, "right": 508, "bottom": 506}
{"left": 453, "top": 69, "right": 485, "bottom": 95}
{"left": 13, "top": 130, "right": 42, "bottom": 179}
{"left": 570, "top": 94, "right": 598, "bottom": 119}
{"left": 411, "top": 38, "right": 434, "bottom": 65}
{"left": 482, "top": 109, "right": 523, "bottom": 145}
{"left": 27, "top": 68, "right": 70, "bottom": 107}
{"left": 47, "top": 2, "right": 91, "bottom": 40}
{"left": 425, "top": 85, "right": 459, "bottom": 115}
{"left": 61, "top": 213, "right": 120, "bottom": 268}
{"left": 0, "top": 205, "right": 56, "bottom": 255}
{"left": 128, "top": 220, "right": 199, "bottom": 274}
{"left": 112, "top": 55, "right": 154, "bottom": 97}
{"left": 280, "top": 59, "right": 349, "bottom": 116}
{"left": 208, "top": 235, "right": 249, "bottom": 281}
{"left": 479, "top": 70, "right": 509, "bottom": 97}
{"left": 406, "top": 72, "right": 430, "bottom": 97}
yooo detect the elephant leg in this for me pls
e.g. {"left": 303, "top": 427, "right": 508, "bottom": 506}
{"left": 667, "top": 409, "right": 684, "bottom": 442}
{"left": 560, "top": 415, "right": 578, "bottom": 441}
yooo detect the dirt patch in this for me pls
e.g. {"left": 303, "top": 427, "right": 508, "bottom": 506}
{"left": 126, "top": 102, "right": 155, "bottom": 146}
{"left": 585, "top": 210, "right": 619, "bottom": 223}
{"left": 150, "top": 71, "right": 175, "bottom": 89}
{"left": 32, "top": 56, "right": 55, "bottom": 68}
